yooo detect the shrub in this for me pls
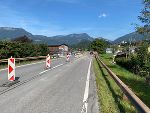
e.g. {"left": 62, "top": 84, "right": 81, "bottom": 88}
{"left": 0, "top": 41, "right": 49, "bottom": 59}
{"left": 115, "top": 55, "right": 141, "bottom": 75}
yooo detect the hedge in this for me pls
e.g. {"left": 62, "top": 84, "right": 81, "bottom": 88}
{"left": 0, "top": 41, "right": 49, "bottom": 59}
{"left": 115, "top": 54, "right": 150, "bottom": 77}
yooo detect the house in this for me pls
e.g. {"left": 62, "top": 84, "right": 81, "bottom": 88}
{"left": 148, "top": 46, "right": 150, "bottom": 53}
{"left": 114, "top": 50, "right": 122, "bottom": 55}
{"left": 129, "top": 47, "right": 137, "bottom": 53}
{"left": 48, "top": 44, "right": 68, "bottom": 56}
{"left": 115, "top": 52, "right": 128, "bottom": 58}
{"left": 106, "top": 48, "right": 113, "bottom": 53}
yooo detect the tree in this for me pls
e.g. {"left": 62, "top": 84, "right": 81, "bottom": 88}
{"left": 135, "top": 1, "right": 150, "bottom": 77}
{"left": 91, "top": 38, "right": 109, "bottom": 54}
{"left": 71, "top": 39, "right": 91, "bottom": 51}
{"left": 137, "top": 0, "right": 150, "bottom": 36}
{"left": 12, "top": 35, "right": 33, "bottom": 43}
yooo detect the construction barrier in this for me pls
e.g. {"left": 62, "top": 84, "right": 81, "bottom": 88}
{"left": 66, "top": 54, "right": 70, "bottom": 62}
{"left": 46, "top": 54, "right": 51, "bottom": 68}
{"left": 8, "top": 57, "right": 15, "bottom": 81}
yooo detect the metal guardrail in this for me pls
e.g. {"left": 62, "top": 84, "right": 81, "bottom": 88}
{"left": 0, "top": 56, "right": 46, "bottom": 63}
{"left": 95, "top": 54, "right": 150, "bottom": 113}
{"left": 0, "top": 55, "right": 60, "bottom": 63}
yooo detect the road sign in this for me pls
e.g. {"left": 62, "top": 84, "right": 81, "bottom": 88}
{"left": 46, "top": 54, "right": 51, "bottom": 68}
{"left": 8, "top": 57, "right": 15, "bottom": 81}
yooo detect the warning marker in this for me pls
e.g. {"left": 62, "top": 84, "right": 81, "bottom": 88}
{"left": 8, "top": 57, "right": 15, "bottom": 81}
{"left": 46, "top": 54, "right": 51, "bottom": 69}
{"left": 66, "top": 53, "right": 70, "bottom": 62}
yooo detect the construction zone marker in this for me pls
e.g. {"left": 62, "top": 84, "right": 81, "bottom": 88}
{"left": 46, "top": 54, "right": 51, "bottom": 69}
{"left": 66, "top": 53, "right": 70, "bottom": 62}
{"left": 8, "top": 57, "right": 15, "bottom": 81}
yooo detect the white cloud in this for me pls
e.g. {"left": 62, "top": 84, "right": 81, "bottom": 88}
{"left": 98, "top": 13, "right": 107, "bottom": 18}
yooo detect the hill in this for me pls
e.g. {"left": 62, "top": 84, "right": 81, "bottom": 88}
{"left": 33, "top": 33, "right": 93, "bottom": 45}
{"left": 113, "top": 32, "right": 147, "bottom": 44}
{"left": 0, "top": 27, "right": 32, "bottom": 40}
{"left": 0, "top": 27, "right": 93, "bottom": 45}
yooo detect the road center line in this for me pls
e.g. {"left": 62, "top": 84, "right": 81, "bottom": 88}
{"left": 39, "top": 63, "right": 64, "bottom": 75}
{"left": 0, "top": 58, "right": 61, "bottom": 72}
{"left": 81, "top": 59, "right": 92, "bottom": 113}
{"left": 0, "top": 63, "right": 65, "bottom": 95}
{"left": 0, "top": 61, "right": 45, "bottom": 72}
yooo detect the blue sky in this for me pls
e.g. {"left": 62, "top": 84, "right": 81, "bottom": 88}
{"left": 0, "top": 0, "right": 143, "bottom": 40}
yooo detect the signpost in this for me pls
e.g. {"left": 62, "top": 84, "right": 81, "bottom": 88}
{"left": 8, "top": 57, "right": 15, "bottom": 81}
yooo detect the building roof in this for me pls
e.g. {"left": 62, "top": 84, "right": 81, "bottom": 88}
{"left": 48, "top": 44, "right": 68, "bottom": 47}
{"left": 106, "top": 48, "right": 113, "bottom": 51}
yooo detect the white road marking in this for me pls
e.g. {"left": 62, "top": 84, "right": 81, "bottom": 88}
{"left": 81, "top": 59, "right": 92, "bottom": 113}
{"left": 16, "top": 61, "right": 45, "bottom": 68}
{"left": 0, "top": 58, "right": 60, "bottom": 72}
{"left": 39, "top": 64, "right": 64, "bottom": 75}
{"left": 0, "top": 61, "right": 45, "bottom": 72}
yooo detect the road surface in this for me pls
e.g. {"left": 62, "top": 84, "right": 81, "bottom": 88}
{"left": 0, "top": 54, "right": 99, "bottom": 113}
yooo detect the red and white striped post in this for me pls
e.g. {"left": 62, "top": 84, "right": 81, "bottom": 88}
{"left": 8, "top": 56, "right": 15, "bottom": 81}
{"left": 66, "top": 53, "right": 70, "bottom": 62}
{"left": 46, "top": 54, "right": 51, "bottom": 69}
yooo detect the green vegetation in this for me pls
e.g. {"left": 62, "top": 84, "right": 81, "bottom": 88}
{"left": 115, "top": 43, "right": 150, "bottom": 77}
{"left": 137, "top": 0, "right": 150, "bottom": 35}
{"left": 101, "top": 54, "right": 150, "bottom": 107}
{"left": 93, "top": 58, "right": 137, "bottom": 113}
{"left": 91, "top": 38, "right": 109, "bottom": 54}
{"left": 0, "top": 41, "right": 49, "bottom": 59}
{"left": 11, "top": 35, "right": 33, "bottom": 43}
{"left": 71, "top": 39, "right": 91, "bottom": 51}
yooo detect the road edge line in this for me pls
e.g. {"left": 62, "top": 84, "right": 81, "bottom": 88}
{"left": 81, "top": 59, "right": 92, "bottom": 113}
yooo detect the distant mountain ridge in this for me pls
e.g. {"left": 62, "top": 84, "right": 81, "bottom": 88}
{"left": 113, "top": 32, "right": 149, "bottom": 44}
{"left": 0, "top": 27, "right": 93, "bottom": 45}
{"left": 1, "top": 27, "right": 146, "bottom": 45}
{"left": 0, "top": 27, "right": 32, "bottom": 40}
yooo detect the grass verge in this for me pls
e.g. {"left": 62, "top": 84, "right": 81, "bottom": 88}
{"left": 101, "top": 54, "right": 150, "bottom": 107}
{"left": 100, "top": 54, "right": 150, "bottom": 108}
{"left": 93, "top": 58, "right": 137, "bottom": 113}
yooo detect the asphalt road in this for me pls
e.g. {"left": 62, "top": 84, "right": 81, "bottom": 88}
{"left": 0, "top": 54, "right": 99, "bottom": 113}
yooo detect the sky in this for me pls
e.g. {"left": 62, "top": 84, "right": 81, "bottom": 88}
{"left": 0, "top": 0, "right": 143, "bottom": 40}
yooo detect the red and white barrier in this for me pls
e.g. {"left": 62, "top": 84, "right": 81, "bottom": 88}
{"left": 46, "top": 54, "right": 51, "bottom": 68}
{"left": 66, "top": 54, "right": 70, "bottom": 62}
{"left": 8, "top": 57, "right": 15, "bottom": 81}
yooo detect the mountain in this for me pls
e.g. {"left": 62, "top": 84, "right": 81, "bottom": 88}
{"left": 53, "top": 33, "right": 93, "bottom": 45}
{"left": 113, "top": 32, "right": 148, "bottom": 44}
{"left": 97, "top": 37, "right": 113, "bottom": 44}
{"left": 71, "top": 39, "right": 92, "bottom": 50}
{"left": 33, "top": 33, "right": 93, "bottom": 45}
{"left": 0, "top": 27, "right": 93, "bottom": 45}
{"left": 0, "top": 27, "right": 32, "bottom": 40}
